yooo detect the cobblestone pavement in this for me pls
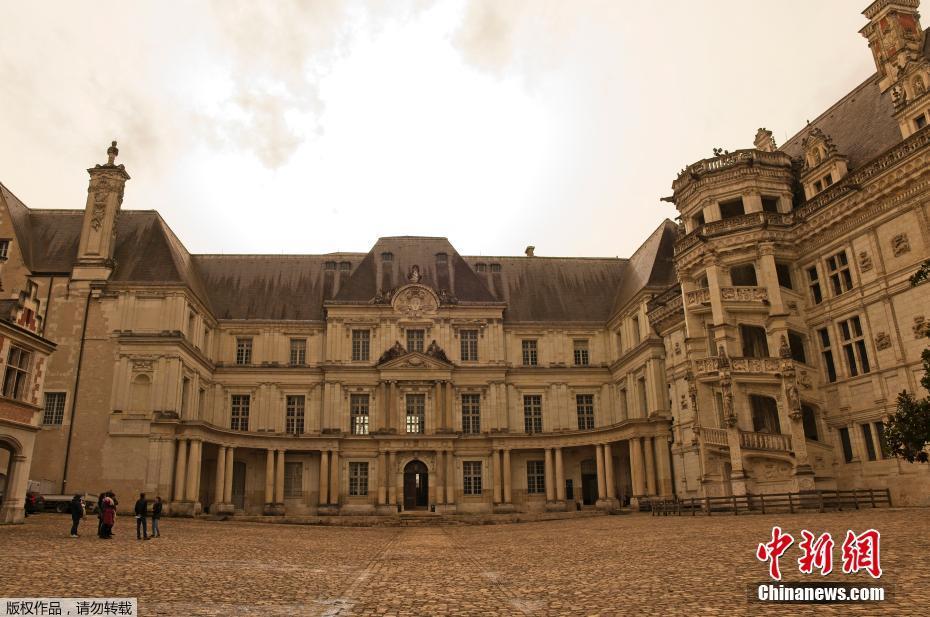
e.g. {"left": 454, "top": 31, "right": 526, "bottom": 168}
{"left": 1, "top": 508, "right": 926, "bottom": 616}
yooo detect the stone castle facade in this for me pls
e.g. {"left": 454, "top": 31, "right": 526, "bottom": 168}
{"left": 1, "top": 0, "right": 929, "bottom": 518}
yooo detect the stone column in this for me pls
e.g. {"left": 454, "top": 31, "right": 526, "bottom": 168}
{"left": 387, "top": 382, "right": 396, "bottom": 432}
{"left": 377, "top": 382, "right": 386, "bottom": 432}
{"left": 604, "top": 443, "right": 616, "bottom": 500}
{"left": 445, "top": 451, "right": 455, "bottom": 504}
{"left": 173, "top": 437, "right": 188, "bottom": 502}
{"left": 502, "top": 449, "right": 512, "bottom": 504}
{"left": 629, "top": 438, "right": 646, "bottom": 504}
{"left": 492, "top": 449, "right": 502, "bottom": 503}
{"left": 223, "top": 447, "right": 235, "bottom": 505}
{"left": 444, "top": 382, "right": 454, "bottom": 431}
{"left": 643, "top": 437, "right": 657, "bottom": 496}
{"left": 319, "top": 451, "right": 329, "bottom": 506}
{"left": 595, "top": 444, "right": 607, "bottom": 500}
{"left": 435, "top": 450, "right": 445, "bottom": 505}
{"left": 377, "top": 451, "right": 387, "bottom": 505}
{"left": 185, "top": 439, "right": 202, "bottom": 504}
{"left": 654, "top": 436, "right": 673, "bottom": 496}
{"left": 555, "top": 447, "right": 565, "bottom": 501}
{"left": 214, "top": 446, "right": 226, "bottom": 509}
{"left": 265, "top": 449, "right": 275, "bottom": 505}
{"left": 329, "top": 450, "right": 339, "bottom": 505}
{"left": 0, "top": 455, "right": 27, "bottom": 523}
{"left": 275, "top": 449, "right": 286, "bottom": 504}
{"left": 434, "top": 381, "right": 444, "bottom": 431}
{"left": 389, "top": 451, "right": 397, "bottom": 505}
{"left": 544, "top": 448, "right": 555, "bottom": 501}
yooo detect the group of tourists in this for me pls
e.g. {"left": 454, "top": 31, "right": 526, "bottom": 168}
{"left": 68, "top": 491, "right": 163, "bottom": 540}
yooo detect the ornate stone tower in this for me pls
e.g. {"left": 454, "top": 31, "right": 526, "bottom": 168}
{"left": 861, "top": 0, "right": 924, "bottom": 92}
{"left": 72, "top": 141, "right": 130, "bottom": 281}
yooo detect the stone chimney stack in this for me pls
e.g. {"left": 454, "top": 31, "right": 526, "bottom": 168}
{"left": 753, "top": 128, "right": 777, "bottom": 152}
{"left": 72, "top": 141, "right": 130, "bottom": 282}
{"left": 860, "top": 0, "right": 924, "bottom": 92}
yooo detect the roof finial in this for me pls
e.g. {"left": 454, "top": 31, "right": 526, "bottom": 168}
{"left": 107, "top": 140, "right": 119, "bottom": 166}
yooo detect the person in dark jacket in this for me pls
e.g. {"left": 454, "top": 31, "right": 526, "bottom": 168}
{"left": 151, "top": 496, "right": 162, "bottom": 538}
{"left": 96, "top": 492, "right": 106, "bottom": 537}
{"left": 69, "top": 495, "right": 84, "bottom": 537}
{"left": 134, "top": 493, "right": 148, "bottom": 540}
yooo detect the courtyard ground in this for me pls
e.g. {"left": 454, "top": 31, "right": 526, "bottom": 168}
{"left": 0, "top": 508, "right": 926, "bottom": 616}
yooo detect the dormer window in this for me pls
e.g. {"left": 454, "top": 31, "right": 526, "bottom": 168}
{"left": 823, "top": 173, "right": 833, "bottom": 187}
{"left": 339, "top": 261, "right": 351, "bottom": 271}
{"left": 324, "top": 261, "right": 336, "bottom": 271}
{"left": 435, "top": 252, "right": 448, "bottom": 263}
{"left": 475, "top": 262, "right": 487, "bottom": 272}
{"left": 381, "top": 252, "right": 393, "bottom": 262}
{"left": 490, "top": 263, "right": 501, "bottom": 273}
{"left": 916, "top": 114, "right": 928, "bottom": 130}
{"left": 0, "top": 240, "right": 9, "bottom": 260}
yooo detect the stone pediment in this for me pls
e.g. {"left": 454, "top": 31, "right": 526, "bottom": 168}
{"left": 378, "top": 351, "right": 451, "bottom": 370}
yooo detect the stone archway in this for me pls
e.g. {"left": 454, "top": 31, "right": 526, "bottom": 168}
{"left": 402, "top": 460, "right": 429, "bottom": 510}
{"left": 0, "top": 436, "right": 26, "bottom": 524}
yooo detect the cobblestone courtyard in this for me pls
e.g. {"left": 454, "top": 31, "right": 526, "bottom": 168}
{"left": 1, "top": 509, "right": 927, "bottom": 616}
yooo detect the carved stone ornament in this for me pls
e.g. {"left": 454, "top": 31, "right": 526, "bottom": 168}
{"left": 131, "top": 359, "right": 154, "bottom": 372}
{"left": 858, "top": 251, "right": 873, "bottom": 272}
{"left": 392, "top": 285, "right": 438, "bottom": 318}
{"left": 377, "top": 341, "right": 407, "bottom": 364}
{"left": 674, "top": 341, "right": 681, "bottom": 355}
{"left": 914, "top": 315, "right": 929, "bottom": 339}
{"left": 778, "top": 335, "right": 792, "bottom": 359}
{"left": 875, "top": 332, "right": 892, "bottom": 350}
{"left": 892, "top": 233, "right": 911, "bottom": 257}
{"left": 425, "top": 340, "right": 449, "bottom": 363}
{"left": 407, "top": 265, "right": 421, "bottom": 283}
{"left": 680, "top": 393, "right": 688, "bottom": 411}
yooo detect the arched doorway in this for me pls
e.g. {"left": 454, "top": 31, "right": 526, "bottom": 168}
{"left": 403, "top": 460, "right": 429, "bottom": 510}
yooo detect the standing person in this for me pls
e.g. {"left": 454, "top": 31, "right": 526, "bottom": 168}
{"left": 134, "top": 492, "right": 149, "bottom": 540}
{"left": 100, "top": 495, "right": 115, "bottom": 539}
{"left": 151, "top": 496, "right": 162, "bottom": 538}
{"left": 69, "top": 495, "right": 84, "bottom": 537}
{"left": 97, "top": 492, "right": 106, "bottom": 537}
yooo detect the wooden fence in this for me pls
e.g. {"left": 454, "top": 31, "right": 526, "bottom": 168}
{"left": 648, "top": 488, "right": 892, "bottom": 516}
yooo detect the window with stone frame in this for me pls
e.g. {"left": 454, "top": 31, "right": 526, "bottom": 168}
{"left": 838, "top": 316, "right": 870, "bottom": 377}
{"left": 462, "top": 461, "right": 482, "bottom": 495}
{"left": 2, "top": 345, "right": 31, "bottom": 401}
{"left": 289, "top": 338, "right": 307, "bottom": 365}
{"left": 617, "top": 387, "right": 628, "bottom": 420}
{"left": 874, "top": 422, "right": 888, "bottom": 457}
{"left": 461, "top": 394, "right": 480, "bottom": 434}
{"left": 788, "top": 331, "right": 807, "bottom": 364}
{"left": 230, "top": 394, "right": 250, "bottom": 431}
{"left": 861, "top": 424, "right": 877, "bottom": 461}
{"left": 826, "top": 250, "right": 853, "bottom": 296}
{"left": 818, "top": 327, "right": 838, "bottom": 383}
{"left": 284, "top": 462, "right": 303, "bottom": 497}
{"left": 573, "top": 339, "right": 589, "bottom": 366}
{"left": 351, "top": 394, "right": 370, "bottom": 435}
{"left": 43, "top": 392, "right": 66, "bottom": 425}
{"left": 187, "top": 310, "right": 196, "bottom": 341}
{"left": 351, "top": 329, "right": 370, "bottom": 361}
{"left": 637, "top": 376, "right": 648, "bottom": 417}
{"left": 750, "top": 395, "right": 781, "bottom": 434}
{"left": 0, "top": 239, "right": 9, "bottom": 260}
{"left": 630, "top": 316, "right": 641, "bottom": 344}
{"left": 348, "top": 462, "right": 369, "bottom": 496}
{"left": 761, "top": 196, "right": 780, "bottom": 213}
{"left": 576, "top": 394, "right": 595, "bottom": 430}
{"left": 730, "top": 263, "right": 758, "bottom": 286}
{"left": 801, "top": 404, "right": 819, "bottom": 441}
{"left": 460, "top": 329, "right": 478, "bottom": 361}
{"left": 807, "top": 266, "right": 823, "bottom": 304}
{"left": 522, "top": 339, "right": 538, "bottom": 366}
{"left": 235, "top": 338, "right": 252, "bottom": 365}
{"left": 718, "top": 197, "right": 745, "bottom": 219}
{"left": 839, "top": 427, "right": 854, "bottom": 463}
{"left": 740, "top": 324, "right": 769, "bottom": 358}
{"left": 406, "top": 329, "right": 425, "bottom": 353}
{"left": 405, "top": 393, "right": 425, "bottom": 434}
{"left": 775, "top": 262, "right": 793, "bottom": 289}
{"left": 286, "top": 395, "right": 305, "bottom": 435}
{"left": 523, "top": 395, "right": 542, "bottom": 433}
{"left": 526, "top": 460, "right": 545, "bottom": 494}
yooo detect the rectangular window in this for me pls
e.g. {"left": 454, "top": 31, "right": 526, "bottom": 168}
{"left": 348, "top": 462, "right": 369, "bottom": 496}
{"left": 284, "top": 462, "right": 303, "bottom": 497}
{"left": 462, "top": 461, "right": 482, "bottom": 495}
{"left": 461, "top": 394, "right": 481, "bottom": 434}
{"left": 187, "top": 310, "right": 196, "bottom": 340}
{"left": 730, "top": 264, "right": 758, "bottom": 286}
{"left": 861, "top": 424, "right": 877, "bottom": 461}
{"left": 43, "top": 392, "right": 66, "bottom": 425}
{"left": 718, "top": 197, "right": 745, "bottom": 219}
{"left": 818, "top": 327, "right": 837, "bottom": 382}
{"left": 740, "top": 324, "right": 769, "bottom": 358}
{"left": 826, "top": 250, "right": 853, "bottom": 296}
{"left": 814, "top": 179, "right": 823, "bottom": 193}
{"left": 405, "top": 393, "right": 425, "bottom": 434}
{"left": 761, "top": 196, "right": 780, "bottom": 213}
{"left": 523, "top": 394, "right": 542, "bottom": 434}
{"left": 824, "top": 173, "right": 834, "bottom": 187}
{"left": 0, "top": 240, "right": 9, "bottom": 259}
{"left": 916, "top": 114, "right": 928, "bottom": 130}
{"left": 801, "top": 405, "right": 819, "bottom": 441}
{"left": 637, "top": 376, "right": 648, "bottom": 417}
{"left": 750, "top": 395, "right": 781, "bottom": 434}
{"left": 235, "top": 338, "right": 252, "bottom": 365}
{"left": 2, "top": 345, "right": 31, "bottom": 400}
{"left": 286, "top": 395, "right": 305, "bottom": 435}
{"left": 775, "top": 263, "right": 793, "bottom": 289}
{"left": 631, "top": 316, "right": 641, "bottom": 344}
{"left": 289, "top": 338, "right": 307, "bottom": 365}
{"left": 351, "top": 330, "right": 370, "bottom": 361}
{"left": 807, "top": 266, "right": 823, "bottom": 304}
{"left": 521, "top": 339, "right": 538, "bottom": 366}
{"left": 460, "top": 330, "right": 478, "bottom": 361}
{"left": 351, "top": 394, "right": 370, "bottom": 435}
{"left": 874, "top": 422, "right": 888, "bottom": 457}
{"left": 788, "top": 331, "right": 807, "bottom": 364}
{"left": 839, "top": 428, "right": 854, "bottom": 463}
{"left": 617, "top": 387, "right": 628, "bottom": 420}
{"left": 406, "top": 329, "right": 425, "bottom": 353}
{"left": 714, "top": 392, "right": 726, "bottom": 429}
{"left": 576, "top": 394, "right": 595, "bottom": 430}
{"left": 573, "top": 339, "right": 589, "bottom": 366}
{"left": 231, "top": 394, "right": 250, "bottom": 431}
{"left": 526, "top": 461, "right": 546, "bottom": 495}
{"left": 838, "top": 316, "right": 870, "bottom": 377}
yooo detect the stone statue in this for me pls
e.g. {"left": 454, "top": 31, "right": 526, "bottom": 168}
{"left": 425, "top": 340, "right": 449, "bottom": 363}
{"left": 408, "top": 265, "right": 421, "bottom": 283}
{"left": 377, "top": 341, "right": 407, "bottom": 364}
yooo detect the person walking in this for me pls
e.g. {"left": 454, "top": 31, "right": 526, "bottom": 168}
{"left": 151, "top": 496, "right": 162, "bottom": 538}
{"left": 69, "top": 495, "right": 84, "bottom": 537}
{"left": 100, "top": 495, "right": 115, "bottom": 539}
{"left": 134, "top": 492, "right": 149, "bottom": 540}
{"left": 96, "top": 492, "right": 106, "bottom": 538}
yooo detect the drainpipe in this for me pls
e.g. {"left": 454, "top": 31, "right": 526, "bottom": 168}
{"left": 60, "top": 289, "right": 92, "bottom": 494}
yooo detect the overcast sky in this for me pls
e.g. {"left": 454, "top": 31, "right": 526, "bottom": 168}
{"left": 0, "top": 1, "right": 876, "bottom": 258}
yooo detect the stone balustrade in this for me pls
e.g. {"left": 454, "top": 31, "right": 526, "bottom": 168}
{"left": 739, "top": 431, "right": 793, "bottom": 452}
{"left": 719, "top": 286, "right": 768, "bottom": 303}
{"left": 694, "top": 356, "right": 783, "bottom": 376}
{"left": 684, "top": 288, "right": 711, "bottom": 307}
{"left": 701, "top": 427, "right": 729, "bottom": 447}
